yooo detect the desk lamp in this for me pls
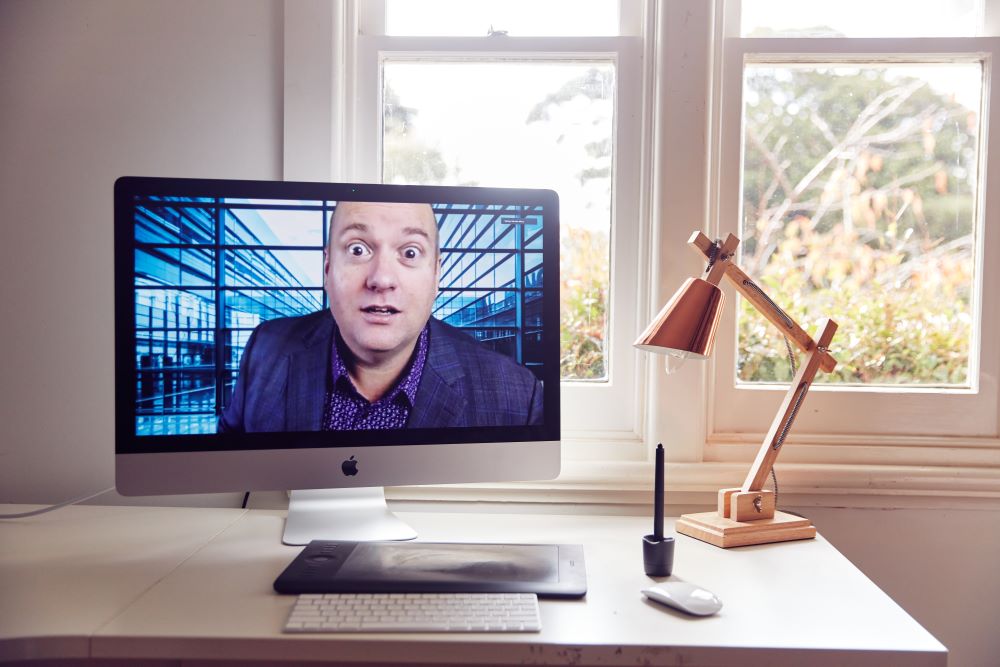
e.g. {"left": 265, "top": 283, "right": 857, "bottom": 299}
{"left": 635, "top": 231, "right": 838, "bottom": 548}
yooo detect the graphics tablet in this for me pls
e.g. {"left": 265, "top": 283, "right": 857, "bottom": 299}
{"left": 274, "top": 540, "right": 587, "bottom": 599}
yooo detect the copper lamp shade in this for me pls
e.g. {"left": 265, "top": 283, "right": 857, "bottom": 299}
{"left": 634, "top": 277, "right": 724, "bottom": 359}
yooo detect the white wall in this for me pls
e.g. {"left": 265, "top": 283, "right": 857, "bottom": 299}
{"left": 805, "top": 506, "right": 1000, "bottom": 667}
{"left": 0, "top": 3, "right": 997, "bottom": 666}
{"left": 0, "top": 0, "right": 283, "bottom": 503}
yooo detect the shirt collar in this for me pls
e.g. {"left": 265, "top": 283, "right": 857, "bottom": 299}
{"left": 330, "top": 324, "right": 430, "bottom": 407}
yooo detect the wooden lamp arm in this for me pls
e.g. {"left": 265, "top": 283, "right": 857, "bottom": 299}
{"left": 687, "top": 231, "right": 837, "bottom": 373}
{"left": 741, "top": 317, "right": 838, "bottom": 491}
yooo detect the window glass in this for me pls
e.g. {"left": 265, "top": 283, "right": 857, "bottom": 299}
{"left": 741, "top": 0, "right": 981, "bottom": 38}
{"left": 385, "top": 0, "right": 619, "bottom": 36}
{"left": 382, "top": 60, "right": 615, "bottom": 380}
{"left": 739, "top": 62, "right": 983, "bottom": 387}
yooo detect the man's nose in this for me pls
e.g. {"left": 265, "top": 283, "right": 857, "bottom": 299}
{"left": 365, "top": 252, "right": 398, "bottom": 291}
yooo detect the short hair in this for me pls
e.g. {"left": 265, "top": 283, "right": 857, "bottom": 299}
{"left": 329, "top": 201, "right": 439, "bottom": 255}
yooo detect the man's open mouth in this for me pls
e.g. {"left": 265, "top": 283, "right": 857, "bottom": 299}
{"left": 362, "top": 306, "right": 400, "bottom": 314}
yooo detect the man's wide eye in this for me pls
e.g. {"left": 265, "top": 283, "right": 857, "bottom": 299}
{"left": 402, "top": 247, "right": 421, "bottom": 260}
{"left": 347, "top": 242, "right": 369, "bottom": 257}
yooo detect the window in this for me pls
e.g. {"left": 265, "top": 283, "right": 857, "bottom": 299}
{"left": 284, "top": 1, "right": 1000, "bottom": 500}
{"left": 286, "top": 0, "right": 652, "bottom": 456}
{"left": 738, "top": 62, "right": 983, "bottom": 390}
{"left": 705, "top": 3, "right": 1000, "bottom": 450}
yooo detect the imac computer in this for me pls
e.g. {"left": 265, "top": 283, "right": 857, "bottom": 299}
{"left": 114, "top": 177, "right": 560, "bottom": 544}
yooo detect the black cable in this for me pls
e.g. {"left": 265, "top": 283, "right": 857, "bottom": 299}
{"left": 770, "top": 467, "right": 779, "bottom": 507}
{"left": 772, "top": 334, "right": 809, "bottom": 523}
{"left": 241, "top": 492, "right": 250, "bottom": 509}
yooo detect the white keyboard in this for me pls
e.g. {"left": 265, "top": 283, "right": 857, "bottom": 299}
{"left": 284, "top": 592, "right": 541, "bottom": 633}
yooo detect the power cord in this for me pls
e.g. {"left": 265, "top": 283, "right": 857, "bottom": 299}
{"left": 769, "top": 335, "right": 797, "bottom": 508}
{"left": 241, "top": 492, "right": 250, "bottom": 509}
{"left": 0, "top": 486, "right": 115, "bottom": 519}
{"left": 772, "top": 334, "right": 808, "bottom": 522}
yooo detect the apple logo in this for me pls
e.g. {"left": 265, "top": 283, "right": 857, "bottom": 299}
{"left": 341, "top": 455, "right": 359, "bottom": 476}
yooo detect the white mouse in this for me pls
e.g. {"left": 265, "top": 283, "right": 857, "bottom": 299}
{"left": 642, "top": 582, "right": 723, "bottom": 616}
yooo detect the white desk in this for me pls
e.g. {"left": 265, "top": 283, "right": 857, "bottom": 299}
{"left": 0, "top": 504, "right": 946, "bottom": 666}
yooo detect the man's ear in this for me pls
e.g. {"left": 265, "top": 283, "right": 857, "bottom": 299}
{"left": 323, "top": 247, "right": 330, "bottom": 282}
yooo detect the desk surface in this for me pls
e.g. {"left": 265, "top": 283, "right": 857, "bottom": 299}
{"left": 0, "top": 504, "right": 945, "bottom": 667}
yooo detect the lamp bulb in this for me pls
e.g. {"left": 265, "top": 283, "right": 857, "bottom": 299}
{"left": 664, "top": 352, "right": 690, "bottom": 375}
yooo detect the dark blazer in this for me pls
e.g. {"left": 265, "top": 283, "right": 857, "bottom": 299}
{"left": 218, "top": 310, "right": 544, "bottom": 432}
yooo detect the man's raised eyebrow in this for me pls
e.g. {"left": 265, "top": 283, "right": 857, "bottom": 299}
{"left": 335, "top": 223, "right": 429, "bottom": 241}
{"left": 402, "top": 226, "right": 431, "bottom": 241}
{"left": 336, "top": 222, "right": 370, "bottom": 237}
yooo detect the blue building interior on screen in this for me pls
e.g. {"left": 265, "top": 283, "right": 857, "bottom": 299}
{"left": 132, "top": 190, "right": 548, "bottom": 437}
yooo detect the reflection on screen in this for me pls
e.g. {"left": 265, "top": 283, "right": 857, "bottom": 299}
{"left": 342, "top": 543, "right": 559, "bottom": 583}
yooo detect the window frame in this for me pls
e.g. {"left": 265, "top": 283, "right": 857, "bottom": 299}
{"left": 707, "top": 11, "right": 1000, "bottom": 444}
{"left": 712, "top": 38, "right": 1000, "bottom": 438}
{"left": 652, "top": 1, "right": 1000, "bottom": 500}
{"left": 283, "top": 0, "right": 1000, "bottom": 507}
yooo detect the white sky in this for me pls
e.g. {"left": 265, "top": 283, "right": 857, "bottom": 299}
{"left": 384, "top": 61, "right": 614, "bottom": 233}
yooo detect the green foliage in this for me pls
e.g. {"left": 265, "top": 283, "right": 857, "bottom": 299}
{"left": 739, "top": 65, "right": 978, "bottom": 386}
{"left": 738, "top": 220, "right": 972, "bottom": 385}
{"left": 560, "top": 226, "right": 609, "bottom": 380}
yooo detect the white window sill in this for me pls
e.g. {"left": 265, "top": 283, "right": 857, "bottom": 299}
{"left": 386, "top": 435, "right": 1000, "bottom": 512}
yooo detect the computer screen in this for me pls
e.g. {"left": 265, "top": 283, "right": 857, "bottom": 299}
{"left": 114, "top": 177, "right": 560, "bottom": 543}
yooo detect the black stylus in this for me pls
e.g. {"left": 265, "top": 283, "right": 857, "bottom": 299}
{"left": 653, "top": 443, "right": 664, "bottom": 540}
{"left": 642, "top": 442, "right": 673, "bottom": 576}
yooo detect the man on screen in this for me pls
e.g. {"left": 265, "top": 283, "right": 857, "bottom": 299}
{"left": 218, "top": 201, "right": 543, "bottom": 432}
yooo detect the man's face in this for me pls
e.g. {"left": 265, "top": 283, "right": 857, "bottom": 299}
{"left": 325, "top": 201, "right": 440, "bottom": 365}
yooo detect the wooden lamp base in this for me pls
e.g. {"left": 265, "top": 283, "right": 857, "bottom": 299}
{"left": 676, "top": 509, "right": 816, "bottom": 548}
{"left": 675, "top": 487, "right": 816, "bottom": 548}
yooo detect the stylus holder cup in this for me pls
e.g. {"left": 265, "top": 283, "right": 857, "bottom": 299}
{"left": 642, "top": 534, "right": 675, "bottom": 577}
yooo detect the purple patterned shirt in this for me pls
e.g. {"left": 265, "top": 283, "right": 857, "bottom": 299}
{"left": 322, "top": 325, "right": 429, "bottom": 430}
